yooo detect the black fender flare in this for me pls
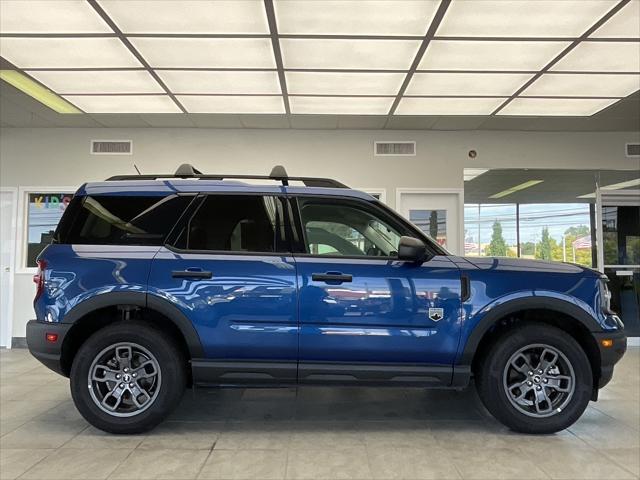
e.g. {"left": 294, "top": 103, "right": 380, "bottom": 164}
{"left": 62, "top": 291, "right": 204, "bottom": 358}
{"left": 458, "top": 296, "right": 601, "bottom": 367}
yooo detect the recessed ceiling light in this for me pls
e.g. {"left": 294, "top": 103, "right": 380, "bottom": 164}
{"left": 523, "top": 73, "right": 640, "bottom": 97}
{"left": 289, "top": 96, "right": 393, "bottom": 114}
{"left": 129, "top": 38, "right": 276, "bottom": 68}
{"left": 464, "top": 168, "right": 489, "bottom": 182}
{"left": 280, "top": 39, "right": 421, "bottom": 70}
{"left": 407, "top": 72, "right": 533, "bottom": 96}
{"left": 274, "top": 0, "right": 439, "bottom": 36}
{"left": 0, "top": 38, "right": 141, "bottom": 68}
{"left": 157, "top": 70, "right": 281, "bottom": 94}
{"left": 591, "top": 0, "right": 640, "bottom": 38}
{"left": 26, "top": 70, "right": 163, "bottom": 94}
{"left": 0, "top": 0, "right": 111, "bottom": 33}
{"left": 551, "top": 42, "right": 640, "bottom": 72}
{"left": 489, "top": 180, "right": 544, "bottom": 199}
{"left": 497, "top": 97, "right": 620, "bottom": 116}
{"left": 419, "top": 41, "right": 570, "bottom": 71}
{"left": 177, "top": 95, "right": 285, "bottom": 114}
{"left": 601, "top": 178, "right": 640, "bottom": 190}
{"left": 0, "top": 70, "right": 81, "bottom": 113}
{"left": 97, "top": 0, "right": 269, "bottom": 34}
{"left": 63, "top": 95, "right": 181, "bottom": 113}
{"left": 286, "top": 72, "right": 405, "bottom": 95}
{"left": 395, "top": 97, "right": 506, "bottom": 115}
{"left": 436, "top": 0, "right": 617, "bottom": 37}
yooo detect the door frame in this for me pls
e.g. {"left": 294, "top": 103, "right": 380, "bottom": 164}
{"left": 1, "top": 187, "right": 18, "bottom": 348}
{"left": 395, "top": 188, "right": 465, "bottom": 256}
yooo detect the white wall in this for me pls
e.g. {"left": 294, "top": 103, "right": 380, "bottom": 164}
{"left": 1, "top": 127, "right": 638, "bottom": 338}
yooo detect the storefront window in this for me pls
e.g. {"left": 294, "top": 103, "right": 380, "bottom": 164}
{"left": 26, "top": 192, "right": 73, "bottom": 267}
{"left": 463, "top": 204, "right": 517, "bottom": 257}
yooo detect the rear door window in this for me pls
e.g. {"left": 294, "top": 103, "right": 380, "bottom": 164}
{"left": 58, "top": 195, "right": 193, "bottom": 245}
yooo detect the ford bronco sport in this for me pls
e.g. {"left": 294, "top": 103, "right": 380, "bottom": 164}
{"left": 27, "top": 165, "right": 627, "bottom": 434}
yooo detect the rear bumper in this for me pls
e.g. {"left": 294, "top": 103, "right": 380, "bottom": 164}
{"left": 26, "top": 320, "right": 71, "bottom": 377}
{"left": 593, "top": 330, "right": 627, "bottom": 389}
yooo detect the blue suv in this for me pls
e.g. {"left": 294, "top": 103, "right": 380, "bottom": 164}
{"left": 27, "top": 165, "right": 627, "bottom": 434}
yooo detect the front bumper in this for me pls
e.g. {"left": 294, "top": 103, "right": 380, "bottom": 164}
{"left": 593, "top": 330, "right": 627, "bottom": 389}
{"left": 26, "top": 320, "right": 71, "bottom": 377}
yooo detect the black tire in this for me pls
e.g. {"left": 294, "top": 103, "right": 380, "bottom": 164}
{"left": 70, "top": 321, "right": 186, "bottom": 434}
{"left": 476, "top": 323, "right": 592, "bottom": 434}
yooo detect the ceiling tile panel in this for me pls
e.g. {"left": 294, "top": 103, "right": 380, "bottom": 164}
{"left": 0, "top": 38, "right": 141, "bottom": 68}
{"left": 274, "top": 0, "right": 439, "bottom": 36}
{"left": 27, "top": 70, "right": 163, "bottom": 94}
{"left": 129, "top": 38, "right": 276, "bottom": 68}
{"left": 419, "top": 40, "right": 569, "bottom": 71}
{"left": 407, "top": 72, "right": 533, "bottom": 96}
{"left": 523, "top": 73, "right": 640, "bottom": 97}
{"left": 591, "top": 0, "right": 640, "bottom": 38}
{"left": 498, "top": 97, "right": 620, "bottom": 116}
{"left": 280, "top": 39, "right": 421, "bottom": 70}
{"left": 396, "top": 97, "right": 506, "bottom": 115}
{"left": 98, "top": 0, "right": 269, "bottom": 34}
{"left": 177, "top": 95, "right": 285, "bottom": 114}
{"left": 436, "top": 0, "right": 617, "bottom": 37}
{"left": 157, "top": 70, "right": 281, "bottom": 94}
{"left": 0, "top": 0, "right": 111, "bottom": 33}
{"left": 289, "top": 96, "right": 393, "bottom": 114}
{"left": 551, "top": 42, "right": 640, "bottom": 72}
{"left": 63, "top": 95, "right": 181, "bottom": 113}
{"left": 286, "top": 72, "right": 405, "bottom": 95}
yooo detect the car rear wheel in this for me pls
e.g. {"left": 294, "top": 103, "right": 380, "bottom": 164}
{"left": 476, "top": 323, "right": 592, "bottom": 434}
{"left": 70, "top": 321, "right": 186, "bottom": 434}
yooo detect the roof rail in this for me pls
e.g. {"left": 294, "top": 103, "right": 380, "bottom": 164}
{"left": 105, "top": 164, "right": 349, "bottom": 189}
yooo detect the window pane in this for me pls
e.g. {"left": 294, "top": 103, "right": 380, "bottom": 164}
{"left": 26, "top": 192, "right": 73, "bottom": 267}
{"left": 602, "top": 206, "right": 640, "bottom": 266}
{"left": 299, "top": 199, "right": 403, "bottom": 257}
{"left": 179, "top": 195, "right": 286, "bottom": 253}
{"left": 463, "top": 204, "right": 517, "bottom": 257}
{"left": 62, "top": 195, "right": 191, "bottom": 246}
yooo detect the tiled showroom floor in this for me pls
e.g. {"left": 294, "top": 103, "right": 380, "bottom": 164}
{"left": 1, "top": 347, "right": 638, "bottom": 480}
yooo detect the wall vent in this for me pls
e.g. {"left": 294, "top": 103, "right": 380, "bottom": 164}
{"left": 374, "top": 141, "right": 416, "bottom": 156}
{"left": 91, "top": 140, "right": 132, "bottom": 155}
{"left": 626, "top": 143, "right": 640, "bottom": 157}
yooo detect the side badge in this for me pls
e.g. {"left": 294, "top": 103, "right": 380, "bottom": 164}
{"left": 428, "top": 308, "right": 444, "bottom": 322}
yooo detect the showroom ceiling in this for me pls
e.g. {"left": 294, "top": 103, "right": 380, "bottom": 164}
{"left": 0, "top": 0, "right": 639, "bottom": 128}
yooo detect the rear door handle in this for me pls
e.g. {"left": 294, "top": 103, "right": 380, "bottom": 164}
{"left": 312, "top": 272, "right": 353, "bottom": 283}
{"left": 172, "top": 268, "right": 212, "bottom": 279}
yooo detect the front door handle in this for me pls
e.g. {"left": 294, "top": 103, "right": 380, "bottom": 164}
{"left": 311, "top": 272, "right": 353, "bottom": 283}
{"left": 172, "top": 268, "right": 212, "bottom": 279}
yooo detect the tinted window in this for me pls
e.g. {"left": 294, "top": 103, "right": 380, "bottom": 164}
{"left": 298, "top": 198, "right": 405, "bottom": 257}
{"left": 59, "top": 195, "right": 192, "bottom": 245}
{"left": 174, "top": 195, "right": 287, "bottom": 253}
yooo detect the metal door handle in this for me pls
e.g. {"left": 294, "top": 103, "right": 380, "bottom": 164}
{"left": 312, "top": 272, "right": 353, "bottom": 283}
{"left": 171, "top": 269, "right": 212, "bottom": 279}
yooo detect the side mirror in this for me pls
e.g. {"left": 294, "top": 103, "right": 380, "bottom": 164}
{"left": 397, "top": 236, "right": 429, "bottom": 264}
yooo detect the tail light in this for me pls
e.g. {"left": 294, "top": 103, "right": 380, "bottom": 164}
{"left": 33, "top": 259, "right": 47, "bottom": 301}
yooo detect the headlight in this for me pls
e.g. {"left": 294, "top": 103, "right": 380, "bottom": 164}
{"left": 599, "top": 276, "right": 614, "bottom": 314}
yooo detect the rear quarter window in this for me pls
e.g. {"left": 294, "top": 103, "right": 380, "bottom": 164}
{"left": 56, "top": 195, "right": 193, "bottom": 245}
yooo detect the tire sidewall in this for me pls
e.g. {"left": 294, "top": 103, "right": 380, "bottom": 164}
{"left": 480, "top": 324, "right": 593, "bottom": 434}
{"left": 70, "top": 322, "right": 185, "bottom": 434}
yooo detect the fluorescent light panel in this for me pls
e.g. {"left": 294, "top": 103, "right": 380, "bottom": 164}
{"left": 489, "top": 180, "right": 544, "bottom": 199}
{"left": 464, "top": 168, "right": 489, "bottom": 182}
{"left": 601, "top": 179, "right": 640, "bottom": 190}
{"left": 157, "top": 70, "right": 281, "bottom": 94}
{"left": 523, "top": 73, "right": 640, "bottom": 97}
{"left": 436, "top": 0, "right": 617, "bottom": 37}
{"left": 26, "top": 70, "right": 164, "bottom": 94}
{"left": 280, "top": 38, "right": 421, "bottom": 70}
{"left": 97, "top": 0, "right": 269, "bottom": 34}
{"left": 0, "top": 0, "right": 111, "bottom": 33}
{"left": 129, "top": 38, "right": 276, "bottom": 68}
{"left": 498, "top": 97, "right": 620, "bottom": 116}
{"left": 551, "top": 42, "right": 640, "bottom": 72}
{"left": 395, "top": 97, "right": 506, "bottom": 115}
{"left": 289, "top": 96, "right": 393, "bottom": 114}
{"left": 177, "top": 95, "right": 285, "bottom": 114}
{"left": 0, "top": 38, "right": 141, "bottom": 68}
{"left": 591, "top": 0, "right": 640, "bottom": 38}
{"left": 63, "top": 95, "right": 181, "bottom": 113}
{"left": 0, "top": 70, "right": 81, "bottom": 113}
{"left": 274, "top": 0, "right": 439, "bottom": 36}
{"left": 407, "top": 72, "right": 533, "bottom": 96}
{"left": 419, "top": 41, "right": 570, "bottom": 71}
{"left": 286, "top": 72, "right": 405, "bottom": 95}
